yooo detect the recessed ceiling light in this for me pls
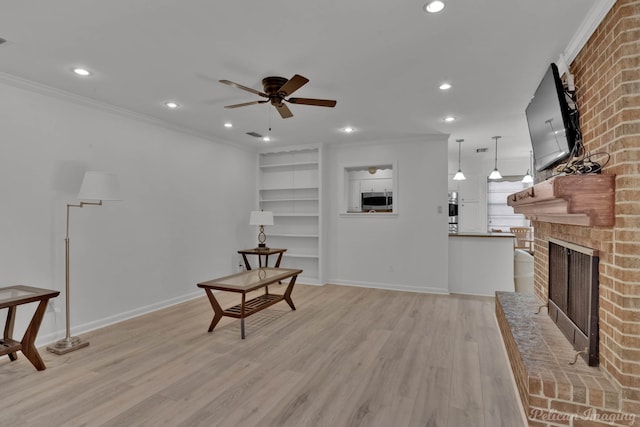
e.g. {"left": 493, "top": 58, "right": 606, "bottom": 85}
{"left": 262, "top": 136, "right": 271, "bottom": 142}
{"left": 164, "top": 101, "right": 179, "bottom": 109}
{"left": 444, "top": 116, "right": 456, "bottom": 122}
{"left": 72, "top": 68, "right": 91, "bottom": 77}
{"left": 224, "top": 122, "right": 233, "bottom": 128}
{"left": 424, "top": 1, "right": 445, "bottom": 13}
{"left": 439, "top": 83, "right": 452, "bottom": 90}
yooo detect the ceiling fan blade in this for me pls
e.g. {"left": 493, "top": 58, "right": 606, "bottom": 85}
{"left": 224, "top": 100, "right": 268, "bottom": 109}
{"left": 288, "top": 97, "right": 337, "bottom": 108}
{"left": 219, "top": 80, "right": 268, "bottom": 98}
{"left": 274, "top": 103, "right": 293, "bottom": 119}
{"left": 278, "top": 74, "right": 309, "bottom": 97}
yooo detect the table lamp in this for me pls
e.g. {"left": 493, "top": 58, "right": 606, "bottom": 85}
{"left": 249, "top": 210, "right": 274, "bottom": 249}
{"left": 47, "top": 171, "right": 121, "bottom": 355}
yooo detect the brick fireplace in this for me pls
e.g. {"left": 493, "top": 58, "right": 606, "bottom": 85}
{"left": 497, "top": 1, "right": 640, "bottom": 426}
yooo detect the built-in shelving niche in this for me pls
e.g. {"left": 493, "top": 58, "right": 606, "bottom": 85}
{"left": 259, "top": 147, "right": 321, "bottom": 284}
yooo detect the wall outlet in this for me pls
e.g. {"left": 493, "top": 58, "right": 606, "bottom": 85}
{"left": 47, "top": 301, "right": 61, "bottom": 313}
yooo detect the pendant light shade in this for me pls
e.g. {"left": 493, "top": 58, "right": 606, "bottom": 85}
{"left": 489, "top": 136, "right": 502, "bottom": 180}
{"left": 453, "top": 138, "right": 466, "bottom": 181}
{"left": 522, "top": 150, "right": 534, "bottom": 183}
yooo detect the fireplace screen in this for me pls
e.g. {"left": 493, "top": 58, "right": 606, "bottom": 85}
{"left": 548, "top": 238, "right": 599, "bottom": 366}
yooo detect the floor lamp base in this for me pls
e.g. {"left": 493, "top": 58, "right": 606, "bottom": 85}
{"left": 46, "top": 336, "right": 90, "bottom": 355}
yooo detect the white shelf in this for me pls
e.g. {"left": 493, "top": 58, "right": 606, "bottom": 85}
{"left": 260, "top": 186, "right": 318, "bottom": 191}
{"left": 273, "top": 213, "right": 318, "bottom": 217}
{"left": 259, "top": 161, "right": 318, "bottom": 169}
{"left": 284, "top": 253, "right": 319, "bottom": 259}
{"left": 259, "top": 147, "right": 321, "bottom": 283}
{"left": 261, "top": 198, "right": 319, "bottom": 202}
{"left": 270, "top": 233, "right": 319, "bottom": 238}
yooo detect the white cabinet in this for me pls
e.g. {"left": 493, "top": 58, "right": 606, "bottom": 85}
{"left": 259, "top": 147, "right": 321, "bottom": 283}
{"left": 457, "top": 174, "right": 487, "bottom": 232}
{"left": 459, "top": 175, "right": 483, "bottom": 202}
{"left": 459, "top": 201, "right": 484, "bottom": 232}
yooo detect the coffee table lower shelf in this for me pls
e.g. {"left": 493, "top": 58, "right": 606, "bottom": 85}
{"left": 223, "top": 294, "right": 283, "bottom": 318}
{"left": 0, "top": 338, "right": 21, "bottom": 360}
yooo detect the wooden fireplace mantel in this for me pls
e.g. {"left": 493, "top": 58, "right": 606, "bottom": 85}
{"left": 507, "top": 174, "right": 615, "bottom": 226}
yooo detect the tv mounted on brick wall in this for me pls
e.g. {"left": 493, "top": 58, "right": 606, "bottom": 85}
{"left": 525, "top": 63, "right": 581, "bottom": 172}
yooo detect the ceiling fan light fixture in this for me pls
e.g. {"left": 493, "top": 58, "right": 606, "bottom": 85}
{"left": 164, "top": 101, "right": 179, "bottom": 109}
{"left": 439, "top": 82, "right": 452, "bottom": 90}
{"left": 424, "top": 1, "right": 445, "bottom": 13}
{"left": 343, "top": 126, "right": 354, "bottom": 133}
{"left": 444, "top": 116, "right": 456, "bottom": 122}
{"left": 262, "top": 136, "right": 271, "bottom": 142}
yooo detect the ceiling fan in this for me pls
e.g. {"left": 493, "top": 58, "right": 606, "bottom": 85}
{"left": 219, "top": 74, "right": 336, "bottom": 119}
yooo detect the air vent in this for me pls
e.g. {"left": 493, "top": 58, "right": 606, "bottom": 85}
{"left": 246, "top": 132, "right": 263, "bottom": 138}
{"left": 476, "top": 148, "right": 488, "bottom": 153}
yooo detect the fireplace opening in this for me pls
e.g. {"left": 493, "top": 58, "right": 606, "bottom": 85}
{"left": 547, "top": 238, "right": 599, "bottom": 366}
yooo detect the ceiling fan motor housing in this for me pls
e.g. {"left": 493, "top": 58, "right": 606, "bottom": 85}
{"left": 262, "top": 76, "right": 289, "bottom": 104}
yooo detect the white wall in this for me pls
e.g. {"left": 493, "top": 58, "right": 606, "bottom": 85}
{"left": 324, "top": 137, "right": 449, "bottom": 293}
{"left": 0, "top": 81, "right": 256, "bottom": 345}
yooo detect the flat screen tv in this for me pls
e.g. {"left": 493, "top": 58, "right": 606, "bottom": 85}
{"left": 525, "top": 63, "right": 579, "bottom": 172}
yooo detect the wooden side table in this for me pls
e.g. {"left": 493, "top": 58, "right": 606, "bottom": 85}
{"left": 237, "top": 248, "right": 286, "bottom": 270}
{"left": 0, "top": 285, "right": 60, "bottom": 371}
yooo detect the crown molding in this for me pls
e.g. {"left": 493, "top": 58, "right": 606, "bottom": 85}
{"left": 0, "top": 71, "right": 253, "bottom": 151}
{"left": 560, "top": 0, "right": 616, "bottom": 69}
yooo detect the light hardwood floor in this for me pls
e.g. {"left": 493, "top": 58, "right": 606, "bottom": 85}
{"left": 0, "top": 284, "right": 525, "bottom": 427}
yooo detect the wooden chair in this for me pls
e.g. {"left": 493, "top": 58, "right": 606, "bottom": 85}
{"left": 510, "top": 227, "right": 534, "bottom": 252}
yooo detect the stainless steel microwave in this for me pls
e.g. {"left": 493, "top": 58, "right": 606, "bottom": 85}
{"left": 361, "top": 191, "right": 392, "bottom": 211}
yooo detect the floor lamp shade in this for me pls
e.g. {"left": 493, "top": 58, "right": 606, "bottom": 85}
{"left": 78, "top": 171, "right": 121, "bottom": 201}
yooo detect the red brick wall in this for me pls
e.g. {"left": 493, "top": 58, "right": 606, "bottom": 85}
{"left": 533, "top": 0, "right": 640, "bottom": 416}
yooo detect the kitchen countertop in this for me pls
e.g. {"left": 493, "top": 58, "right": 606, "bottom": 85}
{"left": 449, "top": 232, "right": 515, "bottom": 238}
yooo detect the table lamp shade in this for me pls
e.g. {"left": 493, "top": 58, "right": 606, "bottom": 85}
{"left": 78, "top": 171, "right": 121, "bottom": 201}
{"left": 249, "top": 210, "right": 274, "bottom": 226}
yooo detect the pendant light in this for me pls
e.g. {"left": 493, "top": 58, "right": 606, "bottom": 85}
{"left": 488, "top": 135, "right": 502, "bottom": 180}
{"left": 522, "top": 150, "right": 534, "bottom": 183}
{"left": 453, "top": 139, "right": 466, "bottom": 180}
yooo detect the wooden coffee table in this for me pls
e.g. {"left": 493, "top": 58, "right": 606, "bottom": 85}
{"left": 197, "top": 267, "right": 302, "bottom": 339}
{"left": 0, "top": 285, "right": 60, "bottom": 371}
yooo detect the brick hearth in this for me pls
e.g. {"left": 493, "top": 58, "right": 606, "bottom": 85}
{"left": 496, "top": 292, "right": 637, "bottom": 426}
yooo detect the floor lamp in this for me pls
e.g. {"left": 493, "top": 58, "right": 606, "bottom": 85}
{"left": 47, "top": 171, "right": 121, "bottom": 355}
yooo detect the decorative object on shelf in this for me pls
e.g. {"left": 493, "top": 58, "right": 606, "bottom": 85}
{"left": 453, "top": 139, "right": 466, "bottom": 181}
{"left": 249, "top": 210, "right": 274, "bottom": 249}
{"left": 489, "top": 136, "right": 503, "bottom": 180}
{"left": 522, "top": 150, "right": 534, "bottom": 183}
{"left": 47, "top": 171, "right": 121, "bottom": 355}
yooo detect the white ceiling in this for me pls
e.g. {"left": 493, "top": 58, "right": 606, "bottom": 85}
{"left": 0, "top": 1, "right": 601, "bottom": 160}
